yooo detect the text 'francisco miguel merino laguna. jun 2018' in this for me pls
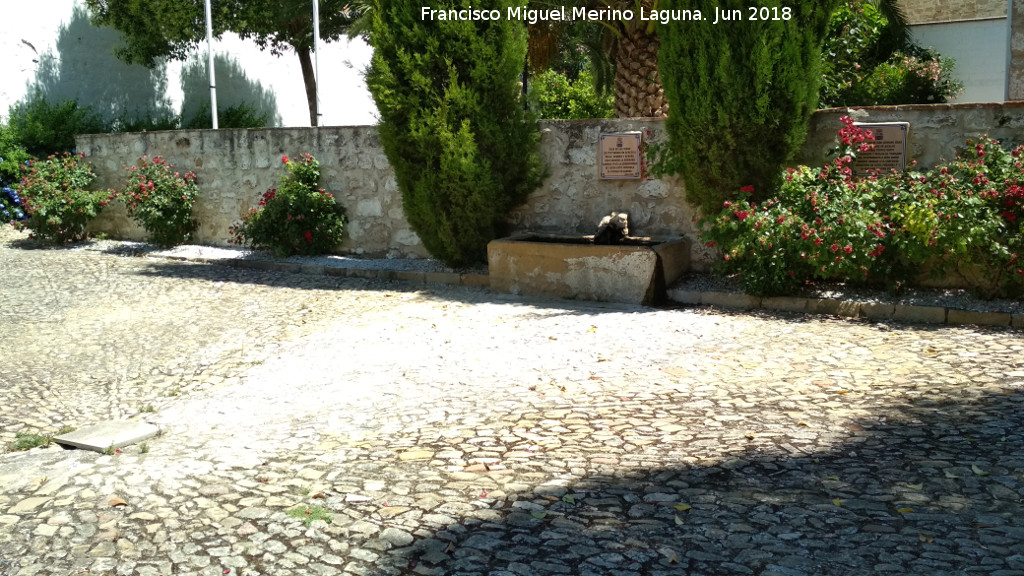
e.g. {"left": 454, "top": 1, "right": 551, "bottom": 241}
{"left": 420, "top": 5, "right": 795, "bottom": 25}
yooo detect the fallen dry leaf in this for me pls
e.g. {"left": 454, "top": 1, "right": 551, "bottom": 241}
{"left": 660, "top": 548, "right": 680, "bottom": 564}
{"left": 311, "top": 492, "right": 326, "bottom": 499}
{"left": 896, "top": 507, "right": 914, "bottom": 514}
{"left": 674, "top": 514, "right": 685, "bottom": 526}
{"left": 919, "top": 534, "right": 934, "bottom": 543}
{"left": 530, "top": 511, "right": 547, "bottom": 520}
{"left": 562, "top": 495, "right": 575, "bottom": 505}
{"left": 971, "top": 464, "right": 989, "bottom": 476}
{"left": 674, "top": 503, "right": 692, "bottom": 511}
{"left": 108, "top": 497, "right": 127, "bottom": 507}
{"left": 832, "top": 498, "right": 842, "bottom": 507}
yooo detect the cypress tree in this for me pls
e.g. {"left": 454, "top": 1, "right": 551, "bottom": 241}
{"left": 658, "top": 1, "right": 836, "bottom": 215}
{"left": 366, "top": 0, "right": 544, "bottom": 267}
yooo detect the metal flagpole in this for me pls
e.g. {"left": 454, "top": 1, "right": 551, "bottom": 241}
{"left": 204, "top": 0, "right": 219, "bottom": 129}
{"left": 313, "top": 0, "right": 321, "bottom": 126}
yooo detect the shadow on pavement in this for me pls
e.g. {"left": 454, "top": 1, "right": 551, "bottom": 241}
{"left": 366, "top": 389, "right": 1024, "bottom": 576}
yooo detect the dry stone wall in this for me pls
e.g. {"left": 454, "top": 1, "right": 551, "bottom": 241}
{"left": 79, "top": 103, "right": 1024, "bottom": 270}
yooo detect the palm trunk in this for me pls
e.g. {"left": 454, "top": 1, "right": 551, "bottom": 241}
{"left": 613, "top": 28, "right": 667, "bottom": 118}
{"left": 297, "top": 47, "right": 318, "bottom": 126}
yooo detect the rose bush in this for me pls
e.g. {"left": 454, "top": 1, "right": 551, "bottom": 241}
{"left": 121, "top": 156, "right": 199, "bottom": 247}
{"left": 17, "top": 152, "right": 108, "bottom": 243}
{"left": 229, "top": 154, "right": 346, "bottom": 257}
{"left": 701, "top": 117, "right": 1024, "bottom": 298}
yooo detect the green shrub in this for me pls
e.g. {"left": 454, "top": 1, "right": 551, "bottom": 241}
{"left": 845, "top": 50, "right": 962, "bottom": 106}
{"left": 183, "top": 102, "right": 271, "bottom": 130}
{"left": 121, "top": 156, "right": 199, "bottom": 246}
{"left": 820, "top": 2, "right": 962, "bottom": 107}
{"left": 528, "top": 68, "right": 613, "bottom": 119}
{"left": 366, "top": 0, "right": 544, "bottom": 267}
{"left": 18, "top": 153, "right": 108, "bottom": 243}
{"left": 230, "top": 154, "right": 346, "bottom": 257}
{"left": 0, "top": 123, "right": 34, "bottom": 186}
{"left": 658, "top": 0, "right": 836, "bottom": 216}
{"left": 700, "top": 117, "right": 1024, "bottom": 298}
{"left": 7, "top": 93, "right": 106, "bottom": 157}
{"left": 7, "top": 431, "right": 54, "bottom": 452}
{"left": 109, "top": 112, "right": 182, "bottom": 133}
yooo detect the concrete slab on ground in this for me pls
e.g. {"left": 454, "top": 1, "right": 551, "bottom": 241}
{"left": 53, "top": 421, "right": 159, "bottom": 453}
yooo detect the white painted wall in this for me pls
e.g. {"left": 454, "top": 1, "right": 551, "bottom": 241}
{"left": 0, "top": 0, "right": 377, "bottom": 127}
{"left": 910, "top": 18, "right": 1010, "bottom": 102}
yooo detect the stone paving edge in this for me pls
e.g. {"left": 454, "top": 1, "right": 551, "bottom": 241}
{"left": 142, "top": 253, "right": 1020, "bottom": 329}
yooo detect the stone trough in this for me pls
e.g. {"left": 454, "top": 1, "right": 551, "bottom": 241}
{"left": 487, "top": 234, "right": 691, "bottom": 305}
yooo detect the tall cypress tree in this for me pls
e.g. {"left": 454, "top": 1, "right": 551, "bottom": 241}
{"left": 659, "top": 1, "right": 836, "bottom": 215}
{"left": 366, "top": 0, "right": 543, "bottom": 267}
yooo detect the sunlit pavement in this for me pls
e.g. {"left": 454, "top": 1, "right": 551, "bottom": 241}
{"left": 1, "top": 229, "right": 1023, "bottom": 576}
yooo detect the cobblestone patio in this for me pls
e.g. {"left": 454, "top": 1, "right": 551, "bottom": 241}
{"left": 1, "top": 227, "right": 1023, "bottom": 576}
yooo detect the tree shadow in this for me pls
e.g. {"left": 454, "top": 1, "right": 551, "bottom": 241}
{"left": 179, "top": 52, "right": 281, "bottom": 128}
{"left": 349, "top": 387, "right": 1024, "bottom": 575}
{"left": 28, "top": 5, "right": 175, "bottom": 127}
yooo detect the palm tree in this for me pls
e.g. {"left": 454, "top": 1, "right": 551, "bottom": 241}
{"left": 528, "top": 0, "right": 908, "bottom": 118}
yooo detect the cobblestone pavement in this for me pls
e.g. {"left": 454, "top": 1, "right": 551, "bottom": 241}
{"left": 1, "top": 228, "right": 1024, "bottom": 576}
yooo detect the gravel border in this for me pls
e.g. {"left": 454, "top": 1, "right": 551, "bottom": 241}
{"left": 671, "top": 272, "right": 1024, "bottom": 315}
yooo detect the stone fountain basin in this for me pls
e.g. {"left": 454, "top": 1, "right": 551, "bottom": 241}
{"left": 487, "top": 234, "right": 691, "bottom": 305}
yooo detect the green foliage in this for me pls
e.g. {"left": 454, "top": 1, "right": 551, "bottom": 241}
{"left": 183, "top": 102, "right": 271, "bottom": 130}
{"left": 701, "top": 118, "right": 1024, "bottom": 298}
{"left": 7, "top": 432, "right": 54, "bottom": 452}
{"left": 286, "top": 505, "right": 332, "bottom": 526}
{"left": 121, "top": 156, "right": 199, "bottom": 246}
{"left": 820, "top": 2, "right": 961, "bottom": 106}
{"left": 230, "top": 154, "right": 347, "bottom": 257}
{"left": 366, "top": 0, "right": 544, "bottom": 267}
{"left": 7, "top": 93, "right": 107, "bottom": 157}
{"left": 0, "top": 123, "right": 34, "bottom": 187}
{"left": 18, "top": 153, "right": 109, "bottom": 243}
{"left": 109, "top": 112, "right": 182, "bottom": 133}
{"left": 528, "top": 68, "right": 613, "bottom": 119}
{"left": 658, "top": 0, "right": 836, "bottom": 216}
{"left": 844, "top": 50, "right": 962, "bottom": 106}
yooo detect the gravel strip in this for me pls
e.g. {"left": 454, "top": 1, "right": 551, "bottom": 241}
{"left": 671, "top": 272, "right": 1024, "bottom": 314}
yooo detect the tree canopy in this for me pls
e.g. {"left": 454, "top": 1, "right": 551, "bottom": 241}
{"left": 84, "top": 0, "right": 360, "bottom": 126}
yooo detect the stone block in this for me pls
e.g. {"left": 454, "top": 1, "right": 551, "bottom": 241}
{"left": 54, "top": 421, "right": 159, "bottom": 453}
{"left": 893, "top": 305, "right": 947, "bottom": 324}
{"left": 762, "top": 296, "right": 808, "bottom": 313}
{"left": 701, "top": 292, "right": 761, "bottom": 310}
{"left": 460, "top": 273, "right": 490, "bottom": 287}
{"left": 947, "top": 309, "right": 1012, "bottom": 327}
{"left": 1012, "top": 314, "right": 1024, "bottom": 329}
{"left": 666, "top": 289, "right": 702, "bottom": 305}
{"left": 394, "top": 271, "right": 425, "bottom": 284}
{"left": 487, "top": 235, "right": 689, "bottom": 305}
{"left": 861, "top": 303, "right": 895, "bottom": 320}
{"left": 806, "top": 298, "right": 861, "bottom": 318}
{"left": 424, "top": 272, "right": 461, "bottom": 285}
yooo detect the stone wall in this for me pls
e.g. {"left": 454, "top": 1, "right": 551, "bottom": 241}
{"left": 798, "top": 102, "right": 1024, "bottom": 170}
{"left": 899, "top": 0, "right": 1006, "bottom": 24}
{"left": 79, "top": 103, "right": 1024, "bottom": 270}
{"left": 78, "top": 120, "right": 707, "bottom": 264}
